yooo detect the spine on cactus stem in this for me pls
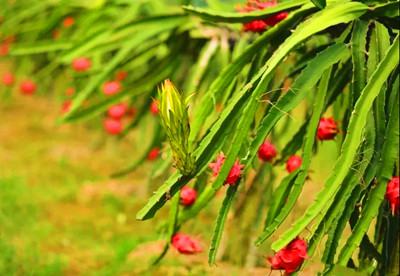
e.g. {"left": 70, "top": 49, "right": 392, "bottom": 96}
{"left": 157, "top": 79, "right": 196, "bottom": 176}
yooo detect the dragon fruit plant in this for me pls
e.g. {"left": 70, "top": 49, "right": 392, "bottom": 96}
{"left": 1, "top": 0, "right": 399, "bottom": 274}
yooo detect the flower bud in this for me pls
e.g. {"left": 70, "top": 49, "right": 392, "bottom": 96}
{"left": 157, "top": 79, "right": 195, "bottom": 175}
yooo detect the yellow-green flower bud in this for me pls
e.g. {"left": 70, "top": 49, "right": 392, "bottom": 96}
{"left": 157, "top": 79, "right": 196, "bottom": 175}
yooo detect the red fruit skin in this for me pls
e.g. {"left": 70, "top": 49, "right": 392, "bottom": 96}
{"left": 52, "top": 29, "right": 61, "bottom": 39}
{"left": 147, "top": 147, "right": 159, "bottom": 161}
{"left": 1, "top": 43, "right": 10, "bottom": 56}
{"left": 4, "top": 36, "right": 15, "bottom": 44}
{"left": 235, "top": 1, "right": 287, "bottom": 33}
{"left": 208, "top": 152, "right": 244, "bottom": 185}
{"left": 107, "top": 104, "right": 127, "bottom": 119}
{"left": 103, "top": 81, "right": 121, "bottom": 95}
{"left": 258, "top": 141, "right": 277, "bottom": 162}
{"left": 62, "top": 17, "right": 74, "bottom": 27}
{"left": 150, "top": 101, "right": 159, "bottom": 115}
{"left": 62, "top": 100, "right": 72, "bottom": 113}
{"left": 103, "top": 118, "right": 123, "bottom": 135}
{"left": 317, "top": 117, "right": 339, "bottom": 140}
{"left": 72, "top": 57, "right": 91, "bottom": 71}
{"left": 65, "top": 87, "right": 75, "bottom": 96}
{"left": 171, "top": 233, "right": 202, "bottom": 254}
{"left": 20, "top": 81, "right": 36, "bottom": 94}
{"left": 268, "top": 237, "right": 309, "bottom": 274}
{"left": 127, "top": 107, "right": 136, "bottom": 116}
{"left": 2, "top": 73, "right": 14, "bottom": 86}
{"left": 385, "top": 176, "right": 399, "bottom": 215}
{"left": 243, "top": 20, "right": 267, "bottom": 33}
{"left": 116, "top": 71, "right": 127, "bottom": 80}
{"left": 180, "top": 187, "right": 197, "bottom": 206}
{"left": 286, "top": 155, "right": 302, "bottom": 173}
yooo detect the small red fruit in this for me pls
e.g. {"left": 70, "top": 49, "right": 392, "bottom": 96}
{"left": 62, "top": 17, "right": 74, "bottom": 28}
{"left": 103, "top": 118, "right": 122, "bottom": 135}
{"left": 127, "top": 106, "right": 136, "bottom": 116}
{"left": 4, "top": 36, "right": 15, "bottom": 44}
{"left": 0, "top": 43, "right": 10, "bottom": 56}
{"left": 2, "top": 73, "right": 14, "bottom": 86}
{"left": 258, "top": 140, "right": 277, "bottom": 162}
{"left": 235, "top": 1, "right": 288, "bottom": 33}
{"left": 72, "top": 57, "right": 91, "bottom": 71}
{"left": 171, "top": 233, "right": 202, "bottom": 254}
{"left": 385, "top": 176, "right": 399, "bottom": 216}
{"left": 286, "top": 155, "right": 302, "bottom": 173}
{"left": 65, "top": 87, "right": 75, "bottom": 96}
{"left": 20, "top": 80, "right": 36, "bottom": 94}
{"left": 115, "top": 71, "right": 127, "bottom": 80}
{"left": 150, "top": 100, "right": 159, "bottom": 115}
{"left": 147, "top": 147, "right": 159, "bottom": 161}
{"left": 107, "top": 104, "right": 127, "bottom": 119}
{"left": 52, "top": 29, "right": 61, "bottom": 39}
{"left": 317, "top": 117, "right": 339, "bottom": 140}
{"left": 103, "top": 81, "right": 121, "bottom": 95}
{"left": 180, "top": 187, "right": 197, "bottom": 206}
{"left": 208, "top": 152, "right": 244, "bottom": 185}
{"left": 61, "top": 100, "right": 72, "bottom": 113}
{"left": 269, "top": 237, "right": 309, "bottom": 274}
